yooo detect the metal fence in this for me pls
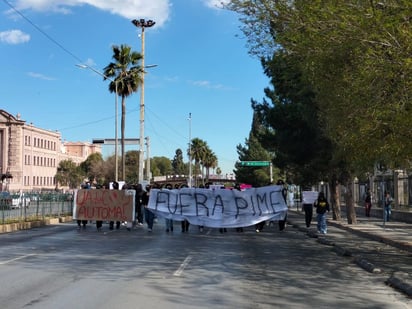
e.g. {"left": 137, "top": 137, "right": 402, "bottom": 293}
{"left": 0, "top": 192, "right": 73, "bottom": 225}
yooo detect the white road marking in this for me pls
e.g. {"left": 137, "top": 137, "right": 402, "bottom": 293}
{"left": 173, "top": 255, "right": 192, "bottom": 277}
{"left": 0, "top": 254, "right": 37, "bottom": 265}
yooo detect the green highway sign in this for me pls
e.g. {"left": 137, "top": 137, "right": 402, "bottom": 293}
{"left": 240, "top": 161, "right": 270, "bottom": 167}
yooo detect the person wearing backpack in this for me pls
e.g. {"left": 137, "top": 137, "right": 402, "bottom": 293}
{"left": 314, "top": 191, "right": 330, "bottom": 234}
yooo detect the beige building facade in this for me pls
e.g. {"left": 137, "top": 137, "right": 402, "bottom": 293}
{"left": 0, "top": 110, "right": 100, "bottom": 192}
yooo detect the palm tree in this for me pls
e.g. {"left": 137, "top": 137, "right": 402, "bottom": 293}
{"left": 103, "top": 44, "right": 143, "bottom": 181}
{"left": 202, "top": 149, "right": 218, "bottom": 182}
{"left": 188, "top": 138, "right": 207, "bottom": 187}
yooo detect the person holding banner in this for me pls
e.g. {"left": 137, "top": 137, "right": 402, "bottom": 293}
{"left": 277, "top": 180, "right": 288, "bottom": 231}
{"left": 109, "top": 181, "right": 121, "bottom": 230}
{"left": 142, "top": 185, "right": 155, "bottom": 232}
{"left": 302, "top": 189, "right": 318, "bottom": 228}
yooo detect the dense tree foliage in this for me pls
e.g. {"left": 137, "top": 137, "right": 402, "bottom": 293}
{"left": 235, "top": 113, "right": 278, "bottom": 187}
{"left": 227, "top": 0, "right": 412, "bottom": 223}
{"left": 171, "top": 149, "right": 186, "bottom": 176}
{"left": 150, "top": 156, "right": 173, "bottom": 177}
{"left": 227, "top": 0, "right": 412, "bottom": 172}
{"left": 56, "top": 160, "right": 84, "bottom": 189}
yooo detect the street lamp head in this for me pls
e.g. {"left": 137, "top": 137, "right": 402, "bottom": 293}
{"left": 131, "top": 18, "right": 156, "bottom": 28}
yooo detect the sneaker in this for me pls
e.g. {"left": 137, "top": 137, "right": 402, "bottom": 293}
{"left": 256, "top": 229, "right": 260, "bottom": 233}
{"left": 148, "top": 228, "right": 152, "bottom": 232}
{"left": 137, "top": 222, "right": 143, "bottom": 226}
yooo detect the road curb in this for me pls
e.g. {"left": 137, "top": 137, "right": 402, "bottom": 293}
{"left": 386, "top": 272, "right": 412, "bottom": 298}
{"left": 288, "top": 215, "right": 412, "bottom": 298}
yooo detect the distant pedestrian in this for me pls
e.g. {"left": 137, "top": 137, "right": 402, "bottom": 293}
{"left": 302, "top": 201, "right": 313, "bottom": 228}
{"left": 364, "top": 188, "right": 372, "bottom": 217}
{"left": 314, "top": 192, "right": 330, "bottom": 234}
{"left": 384, "top": 191, "right": 393, "bottom": 222}
{"left": 302, "top": 188, "right": 315, "bottom": 228}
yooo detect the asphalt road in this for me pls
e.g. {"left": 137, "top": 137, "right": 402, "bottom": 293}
{"left": 0, "top": 220, "right": 410, "bottom": 309}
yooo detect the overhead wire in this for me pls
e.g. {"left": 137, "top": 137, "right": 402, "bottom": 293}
{"left": 2, "top": 0, "right": 224, "bottom": 167}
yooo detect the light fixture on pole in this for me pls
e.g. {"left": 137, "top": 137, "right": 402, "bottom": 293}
{"left": 188, "top": 113, "right": 192, "bottom": 188}
{"left": 131, "top": 18, "right": 155, "bottom": 184}
{"left": 76, "top": 64, "right": 119, "bottom": 182}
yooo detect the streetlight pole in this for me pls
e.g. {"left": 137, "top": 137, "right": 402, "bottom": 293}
{"left": 131, "top": 18, "right": 155, "bottom": 184}
{"left": 188, "top": 113, "right": 192, "bottom": 188}
{"left": 76, "top": 64, "right": 119, "bottom": 182}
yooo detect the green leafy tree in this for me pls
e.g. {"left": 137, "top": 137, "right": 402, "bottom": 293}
{"left": 103, "top": 44, "right": 143, "bottom": 181}
{"left": 227, "top": 1, "right": 412, "bottom": 223}
{"left": 80, "top": 153, "right": 104, "bottom": 184}
{"left": 172, "top": 148, "right": 186, "bottom": 175}
{"left": 55, "top": 160, "right": 84, "bottom": 189}
{"left": 188, "top": 138, "right": 208, "bottom": 186}
{"left": 125, "top": 150, "right": 139, "bottom": 184}
{"left": 202, "top": 148, "right": 218, "bottom": 182}
{"left": 235, "top": 133, "right": 274, "bottom": 187}
{"left": 151, "top": 156, "right": 173, "bottom": 176}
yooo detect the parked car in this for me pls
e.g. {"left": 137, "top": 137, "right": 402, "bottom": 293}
{"left": 0, "top": 191, "right": 12, "bottom": 209}
{"left": 11, "top": 193, "right": 31, "bottom": 208}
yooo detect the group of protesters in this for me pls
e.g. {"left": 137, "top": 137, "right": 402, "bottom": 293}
{"left": 76, "top": 180, "right": 295, "bottom": 234}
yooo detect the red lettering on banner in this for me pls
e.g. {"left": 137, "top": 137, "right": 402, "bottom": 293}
{"left": 74, "top": 189, "right": 134, "bottom": 221}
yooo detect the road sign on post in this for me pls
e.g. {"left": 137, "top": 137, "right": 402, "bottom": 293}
{"left": 240, "top": 161, "right": 271, "bottom": 167}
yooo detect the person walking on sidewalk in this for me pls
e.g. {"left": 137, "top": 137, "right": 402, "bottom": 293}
{"left": 364, "top": 188, "right": 372, "bottom": 217}
{"left": 314, "top": 192, "right": 330, "bottom": 234}
{"left": 302, "top": 189, "right": 316, "bottom": 228}
{"left": 384, "top": 191, "right": 393, "bottom": 222}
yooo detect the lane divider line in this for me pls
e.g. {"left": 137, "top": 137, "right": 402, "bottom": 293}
{"left": 173, "top": 255, "right": 192, "bottom": 277}
{"left": 0, "top": 254, "right": 37, "bottom": 265}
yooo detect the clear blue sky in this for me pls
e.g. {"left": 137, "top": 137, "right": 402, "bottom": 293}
{"left": 1, "top": 0, "right": 268, "bottom": 175}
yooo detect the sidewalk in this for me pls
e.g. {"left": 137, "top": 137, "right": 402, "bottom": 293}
{"left": 286, "top": 209, "right": 412, "bottom": 297}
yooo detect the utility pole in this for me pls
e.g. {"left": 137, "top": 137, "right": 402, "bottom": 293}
{"left": 131, "top": 18, "right": 155, "bottom": 184}
{"left": 188, "top": 113, "right": 192, "bottom": 187}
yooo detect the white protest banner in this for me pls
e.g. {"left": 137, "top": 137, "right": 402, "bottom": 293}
{"left": 302, "top": 191, "right": 319, "bottom": 205}
{"left": 147, "top": 185, "right": 287, "bottom": 228}
{"left": 73, "top": 189, "right": 135, "bottom": 221}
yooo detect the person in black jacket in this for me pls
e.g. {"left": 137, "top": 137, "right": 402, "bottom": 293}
{"left": 142, "top": 185, "right": 155, "bottom": 232}
{"left": 109, "top": 181, "right": 121, "bottom": 230}
{"left": 277, "top": 180, "right": 288, "bottom": 231}
{"left": 314, "top": 192, "right": 330, "bottom": 234}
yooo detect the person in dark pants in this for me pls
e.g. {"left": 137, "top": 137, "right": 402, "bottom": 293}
{"left": 77, "top": 219, "right": 88, "bottom": 229}
{"left": 109, "top": 181, "right": 121, "bottom": 230}
{"left": 142, "top": 185, "right": 155, "bottom": 232}
{"left": 277, "top": 179, "right": 288, "bottom": 231}
{"left": 181, "top": 219, "right": 190, "bottom": 233}
{"left": 134, "top": 184, "right": 144, "bottom": 226}
{"left": 95, "top": 184, "right": 105, "bottom": 231}
{"left": 302, "top": 203, "right": 313, "bottom": 228}
{"left": 255, "top": 221, "right": 265, "bottom": 233}
{"left": 364, "top": 188, "right": 372, "bottom": 217}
